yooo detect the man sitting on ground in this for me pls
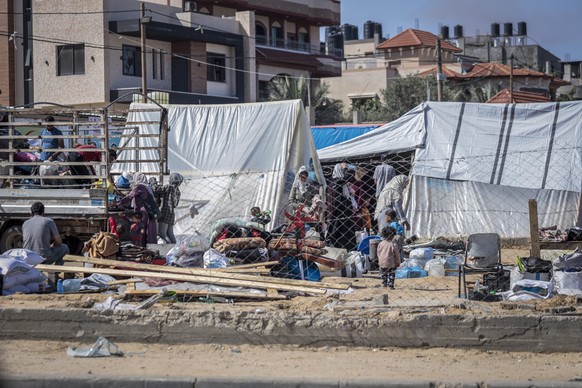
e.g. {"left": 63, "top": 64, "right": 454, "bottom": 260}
{"left": 23, "top": 202, "right": 69, "bottom": 265}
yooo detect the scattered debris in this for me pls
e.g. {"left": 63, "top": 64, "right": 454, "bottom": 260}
{"left": 67, "top": 336, "right": 123, "bottom": 358}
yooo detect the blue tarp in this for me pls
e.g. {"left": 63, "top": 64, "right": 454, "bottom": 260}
{"left": 311, "top": 124, "right": 382, "bottom": 149}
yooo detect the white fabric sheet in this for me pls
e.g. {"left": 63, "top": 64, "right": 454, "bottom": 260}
{"left": 317, "top": 104, "right": 426, "bottom": 161}
{"left": 113, "top": 100, "right": 323, "bottom": 235}
{"left": 408, "top": 175, "right": 581, "bottom": 238}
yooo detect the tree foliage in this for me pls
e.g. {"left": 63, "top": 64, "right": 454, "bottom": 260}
{"left": 266, "top": 75, "right": 345, "bottom": 124}
{"left": 375, "top": 75, "right": 453, "bottom": 122}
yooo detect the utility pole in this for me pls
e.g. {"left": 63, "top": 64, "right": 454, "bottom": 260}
{"left": 140, "top": 2, "right": 148, "bottom": 101}
{"left": 436, "top": 39, "right": 443, "bottom": 102}
{"left": 509, "top": 54, "right": 514, "bottom": 102}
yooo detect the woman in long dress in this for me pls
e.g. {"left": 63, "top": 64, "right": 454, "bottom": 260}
{"left": 156, "top": 172, "right": 184, "bottom": 244}
{"left": 327, "top": 163, "right": 357, "bottom": 250}
{"left": 118, "top": 172, "right": 158, "bottom": 244}
{"left": 374, "top": 175, "right": 410, "bottom": 234}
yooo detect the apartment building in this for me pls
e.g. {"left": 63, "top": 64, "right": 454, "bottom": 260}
{"left": 324, "top": 28, "right": 462, "bottom": 113}
{"left": 0, "top": 0, "right": 341, "bottom": 107}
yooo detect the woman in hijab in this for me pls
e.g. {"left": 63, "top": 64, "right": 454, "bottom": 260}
{"left": 374, "top": 175, "right": 410, "bottom": 234}
{"left": 289, "top": 166, "right": 314, "bottom": 210}
{"left": 327, "top": 163, "right": 358, "bottom": 250}
{"left": 118, "top": 172, "right": 159, "bottom": 244}
{"left": 156, "top": 172, "right": 184, "bottom": 244}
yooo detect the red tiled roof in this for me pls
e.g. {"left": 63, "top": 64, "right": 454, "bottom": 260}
{"left": 376, "top": 28, "right": 462, "bottom": 52}
{"left": 417, "top": 65, "right": 464, "bottom": 79}
{"left": 465, "top": 62, "right": 548, "bottom": 78}
{"left": 486, "top": 89, "right": 551, "bottom": 103}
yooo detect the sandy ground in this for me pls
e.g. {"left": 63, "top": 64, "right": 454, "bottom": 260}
{"left": 1, "top": 275, "right": 579, "bottom": 316}
{"left": 1, "top": 247, "right": 581, "bottom": 384}
{"left": 1, "top": 340, "right": 582, "bottom": 384}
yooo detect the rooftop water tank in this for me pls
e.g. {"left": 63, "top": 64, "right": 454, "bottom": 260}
{"left": 504, "top": 22, "right": 513, "bottom": 36}
{"left": 364, "top": 20, "right": 382, "bottom": 40}
{"left": 341, "top": 23, "right": 359, "bottom": 41}
{"left": 491, "top": 23, "right": 500, "bottom": 37}
{"left": 517, "top": 21, "right": 527, "bottom": 36}
{"left": 453, "top": 24, "right": 463, "bottom": 39}
{"left": 440, "top": 25, "right": 449, "bottom": 40}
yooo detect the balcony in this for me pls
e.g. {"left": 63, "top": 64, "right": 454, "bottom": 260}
{"left": 256, "top": 35, "right": 341, "bottom": 59}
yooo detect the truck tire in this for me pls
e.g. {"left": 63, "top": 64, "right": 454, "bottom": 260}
{"left": 0, "top": 225, "right": 24, "bottom": 253}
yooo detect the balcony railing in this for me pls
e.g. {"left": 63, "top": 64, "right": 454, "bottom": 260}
{"left": 256, "top": 34, "right": 341, "bottom": 58}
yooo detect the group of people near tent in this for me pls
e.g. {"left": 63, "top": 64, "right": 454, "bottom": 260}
{"left": 287, "top": 158, "right": 411, "bottom": 252}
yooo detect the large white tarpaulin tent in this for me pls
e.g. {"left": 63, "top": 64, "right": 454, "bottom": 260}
{"left": 318, "top": 101, "right": 582, "bottom": 238}
{"left": 113, "top": 100, "right": 323, "bottom": 236}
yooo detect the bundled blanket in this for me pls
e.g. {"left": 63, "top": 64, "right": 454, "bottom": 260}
{"left": 212, "top": 237, "right": 266, "bottom": 253}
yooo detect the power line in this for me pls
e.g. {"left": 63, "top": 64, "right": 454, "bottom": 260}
{"left": 0, "top": 10, "right": 140, "bottom": 15}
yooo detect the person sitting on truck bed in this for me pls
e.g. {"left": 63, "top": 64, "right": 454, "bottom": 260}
{"left": 23, "top": 201, "right": 69, "bottom": 265}
{"left": 39, "top": 116, "right": 65, "bottom": 162}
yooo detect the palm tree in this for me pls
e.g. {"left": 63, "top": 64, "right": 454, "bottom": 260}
{"left": 266, "top": 75, "right": 309, "bottom": 106}
{"left": 266, "top": 75, "right": 345, "bottom": 124}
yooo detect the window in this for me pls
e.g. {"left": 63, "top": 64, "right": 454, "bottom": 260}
{"left": 298, "top": 28, "right": 310, "bottom": 51}
{"left": 255, "top": 23, "right": 267, "bottom": 45}
{"left": 207, "top": 52, "right": 226, "bottom": 82}
{"left": 122, "top": 45, "right": 141, "bottom": 77}
{"left": 183, "top": 0, "right": 197, "bottom": 12}
{"left": 57, "top": 44, "right": 85, "bottom": 76}
{"left": 271, "top": 23, "right": 283, "bottom": 47}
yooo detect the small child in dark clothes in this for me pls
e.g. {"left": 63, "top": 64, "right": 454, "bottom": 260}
{"left": 385, "top": 210, "right": 404, "bottom": 258}
{"left": 377, "top": 226, "right": 402, "bottom": 289}
{"left": 130, "top": 211, "right": 146, "bottom": 247}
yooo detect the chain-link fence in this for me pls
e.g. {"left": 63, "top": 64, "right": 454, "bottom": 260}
{"left": 165, "top": 138, "right": 577, "bottom": 307}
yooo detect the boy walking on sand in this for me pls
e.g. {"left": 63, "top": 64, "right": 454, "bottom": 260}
{"left": 377, "top": 226, "right": 401, "bottom": 289}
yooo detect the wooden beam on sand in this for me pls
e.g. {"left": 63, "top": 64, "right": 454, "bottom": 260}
{"left": 63, "top": 255, "right": 348, "bottom": 290}
{"left": 124, "top": 289, "right": 287, "bottom": 300}
{"left": 37, "top": 264, "right": 327, "bottom": 295}
{"left": 220, "top": 260, "right": 279, "bottom": 271}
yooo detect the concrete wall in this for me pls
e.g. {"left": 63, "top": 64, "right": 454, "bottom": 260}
{"left": 256, "top": 65, "right": 308, "bottom": 82}
{"left": 32, "top": 0, "right": 108, "bottom": 105}
{"left": 324, "top": 67, "right": 398, "bottom": 111}
{"left": 236, "top": 11, "right": 257, "bottom": 102}
{"left": 104, "top": 34, "right": 173, "bottom": 95}
{"left": 2, "top": 307, "right": 582, "bottom": 353}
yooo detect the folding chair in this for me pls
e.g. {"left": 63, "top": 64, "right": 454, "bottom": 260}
{"left": 458, "top": 233, "right": 503, "bottom": 298}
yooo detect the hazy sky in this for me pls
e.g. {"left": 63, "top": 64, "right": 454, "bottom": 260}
{"left": 340, "top": 0, "right": 582, "bottom": 61}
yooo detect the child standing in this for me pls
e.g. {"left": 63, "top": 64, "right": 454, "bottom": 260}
{"left": 130, "top": 211, "right": 146, "bottom": 247}
{"left": 377, "top": 226, "right": 401, "bottom": 289}
{"left": 385, "top": 210, "right": 404, "bottom": 258}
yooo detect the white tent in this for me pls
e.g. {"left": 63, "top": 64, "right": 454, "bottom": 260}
{"left": 317, "top": 103, "right": 426, "bottom": 161}
{"left": 318, "top": 101, "right": 582, "bottom": 238}
{"left": 113, "top": 100, "right": 323, "bottom": 235}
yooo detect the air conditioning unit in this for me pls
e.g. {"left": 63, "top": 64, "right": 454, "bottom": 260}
{"left": 183, "top": 1, "right": 197, "bottom": 12}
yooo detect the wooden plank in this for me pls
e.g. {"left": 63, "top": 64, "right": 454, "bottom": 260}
{"left": 63, "top": 255, "right": 348, "bottom": 290}
{"left": 124, "top": 289, "right": 287, "bottom": 300}
{"left": 220, "top": 261, "right": 279, "bottom": 271}
{"left": 108, "top": 278, "right": 142, "bottom": 285}
{"left": 540, "top": 241, "right": 582, "bottom": 250}
{"left": 223, "top": 268, "right": 271, "bottom": 275}
{"left": 529, "top": 199, "right": 541, "bottom": 258}
{"left": 37, "top": 264, "right": 327, "bottom": 295}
